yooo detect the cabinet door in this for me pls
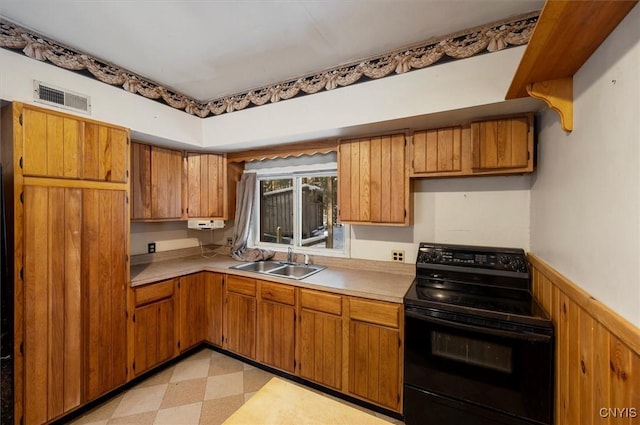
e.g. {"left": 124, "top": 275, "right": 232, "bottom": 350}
{"left": 23, "top": 185, "right": 83, "bottom": 424}
{"left": 339, "top": 134, "right": 406, "bottom": 224}
{"left": 134, "top": 298, "right": 176, "bottom": 376}
{"left": 412, "top": 127, "right": 463, "bottom": 175}
{"left": 83, "top": 189, "right": 128, "bottom": 401}
{"left": 151, "top": 146, "right": 183, "bottom": 219}
{"left": 187, "top": 153, "right": 226, "bottom": 218}
{"left": 224, "top": 277, "right": 257, "bottom": 359}
{"left": 298, "top": 309, "right": 343, "bottom": 390}
{"left": 22, "top": 107, "right": 82, "bottom": 179}
{"left": 130, "top": 142, "right": 152, "bottom": 219}
{"left": 179, "top": 273, "right": 207, "bottom": 351}
{"left": 257, "top": 300, "right": 295, "bottom": 373}
{"left": 83, "top": 122, "right": 128, "bottom": 182}
{"left": 348, "top": 321, "right": 401, "bottom": 411}
{"left": 472, "top": 115, "right": 532, "bottom": 171}
{"left": 206, "top": 273, "right": 224, "bottom": 347}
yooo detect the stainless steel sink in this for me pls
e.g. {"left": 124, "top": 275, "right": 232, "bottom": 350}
{"left": 229, "top": 261, "right": 325, "bottom": 280}
{"left": 231, "top": 261, "right": 283, "bottom": 273}
{"left": 266, "top": 264, "right": 325, "bottom": 280}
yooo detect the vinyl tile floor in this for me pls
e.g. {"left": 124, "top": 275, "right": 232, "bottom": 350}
{"left": 69, "top": 348, "right": 404, "bottom": 425}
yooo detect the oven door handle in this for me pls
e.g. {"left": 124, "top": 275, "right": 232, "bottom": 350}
{"left": 405, "top": 308, "right": 553, "bottom": 343}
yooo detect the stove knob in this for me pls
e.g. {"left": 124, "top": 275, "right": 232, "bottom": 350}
{"left": 511, "top": 259, "right": 526, "bottom": 272}
{"left": 500, "top": 255, "right": 512, "bottom": 265}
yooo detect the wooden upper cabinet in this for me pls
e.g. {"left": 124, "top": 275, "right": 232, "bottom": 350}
{"left": 471, "top": 114, "right": 533, "bottom": 172}
{"left": 130, "top": 142, "right": 183, "bottom": 220}
{"left": 83, "top": 122, "right": 128, "bottom": 182}
{"left": 411, "top": 126, "right": 463, "bottom": 176}
{"left": 21, "top": 105, "right": 129, "bottom": 182}
{"left": 186, "top": 152, "right": 227, "bottom": 219}
{"left": 338, "top": 134, "right": 409, "bottom": 225}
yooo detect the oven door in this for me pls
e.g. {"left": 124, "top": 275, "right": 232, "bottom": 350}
{"left": 404, "top": 306, "right": 554, "bottom": 425}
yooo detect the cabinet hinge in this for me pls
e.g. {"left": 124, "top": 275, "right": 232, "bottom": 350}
{"left": 132, "top": 361, "right": 135, "bottom": 371}
{"left": 126, "top": 170, "right": 129, "bottom": 178}
{"left": 411, "top": 160, "right": 414, "bottom": 169}
{"left": 294, "top": 359, "right": 296, "bottom": 369}
{"left": 132, "top": 313, "right": 136, "bottom": 323}
{"left": 125, "top": 195, "right": 129, "bottom": 204}
{"left": 527, "top": 151, "right": 531, "bottom": 160}
{"left": 125, "top": 254, "right": 129, "bottom": 263}
{"left": 19, "top": 192, "right": 23, "bottom": 204}
{"left": 18, "top": 113, "right": 23, "bottom": 126}
{"left": 178, "top": 341, "right": 181, "bottom": 349}
{"left": 19, "top": 157, "right": 23, "bottom": 169}
{"left": 20, "top": 415, "right": 24, "bottom": 425}
{"left": 404, "top": 209, "right": 407, "bottom": 218}
{"left": 19, "top": 341, "right": 24, "bottom": 356}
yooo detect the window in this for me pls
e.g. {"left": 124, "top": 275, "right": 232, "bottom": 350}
{"left": 249, "top": 155, "right": 346, "bottom": 256}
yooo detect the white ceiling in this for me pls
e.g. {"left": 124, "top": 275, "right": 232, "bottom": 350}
{"left": 0, "top": 0, "right": 544, "bottom": 102}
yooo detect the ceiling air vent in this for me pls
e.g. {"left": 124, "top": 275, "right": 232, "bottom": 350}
{"left": 33, "top": 80, "right": 91, "bottom": 114}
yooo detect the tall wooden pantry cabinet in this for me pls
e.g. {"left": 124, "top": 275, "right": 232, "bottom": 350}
{"left": 1, "top": 102, "right": 130, "bottom": 425}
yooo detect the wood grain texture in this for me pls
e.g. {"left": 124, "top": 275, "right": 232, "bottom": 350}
{"left": 349, "top": 298, "right": 399, "bottom": 329}
{"left": 412, "top": 127, "right": 463, "bottom": 174}
{"left": 472, "top": 115, "right": 532, "bottom": 171}
{"left": 150, "top": 146, "right": 183, "bottom": 219}
{"left": 186, "top": 153, "right": 227, "bottom": 218}
{"left": 338, "top": 134, "right": 408, "bottom": 225}
{"left": 179, "top": 273, "right": 208, "bottom": 351}
{"left": 299, "top": 288, "right": 342, "bottom": 315}
{"left": 130, "top": 142, "right": 152, "bottom": 219}
{"left": 347, "top": 321, "right": 401, "bottom": 411}
{"left": 257, "top": 298, "right": 296, "bottom": 373}
{"left": 297, "top": 308, "right": 343, "bottom": 390}
{"left": 133, "top": 296, "right": 176, "bottom": 375}
{"left": 205, "top": 273, "right": 224, "bottom": 347}
{"left": 506, "top": 0, "right": 638, "bottom": 99}
{"left": 224, "top": 280, "right": 257, "bottom": 359}
{"left": 529, "top": 254, "right": 640, "bottom": 424}
{"left": 83, "top": 189, "right": 128, "bottom": 401}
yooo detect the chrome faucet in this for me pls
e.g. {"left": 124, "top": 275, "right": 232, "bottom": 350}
{"left": 287, "top": 246, "right": 294, "bottom": 264}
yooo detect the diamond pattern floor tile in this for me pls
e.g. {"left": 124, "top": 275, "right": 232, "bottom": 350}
{"left": 68, "top": 348, "right": 403, "bottom": 425}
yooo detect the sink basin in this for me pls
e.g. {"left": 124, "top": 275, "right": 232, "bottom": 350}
{"left": 229, "top": 261, "right": 325, "bottom": 280}
{"left": 266, "top": 264, "right": 325, "bottom": 280}
{"left": 230, "top": 261, "right": 283, "bottom": 273}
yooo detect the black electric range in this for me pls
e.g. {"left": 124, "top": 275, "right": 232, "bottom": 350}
{"left": 403, "top": 243, "right": 554, "bottom": 425}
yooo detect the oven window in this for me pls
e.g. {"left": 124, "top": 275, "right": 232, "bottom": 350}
{"left": 431, "top": 331, "right": 513, "bottom": 373}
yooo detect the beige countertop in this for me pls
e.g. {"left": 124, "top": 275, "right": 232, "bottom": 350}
{"left": 130, "top": 251, "right": 413, "bottom": 304}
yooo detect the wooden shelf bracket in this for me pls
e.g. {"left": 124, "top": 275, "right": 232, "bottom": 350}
{"left": 527, "top": 77, "right": 573, "bottom": 132}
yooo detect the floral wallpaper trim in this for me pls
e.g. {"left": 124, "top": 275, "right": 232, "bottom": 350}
{"left": 0, "top": 12, "right": 539, "bottom": 118}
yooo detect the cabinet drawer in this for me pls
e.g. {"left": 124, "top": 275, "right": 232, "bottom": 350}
{"left": 227, "top": 275, "right": 256, "bottom": 297}
{"left": 300, "top": 289, "right": 342, "bottom": 316}
{"left": 259, "top": 281, "right": 295, "bottom": 305}
{"left": 134, "top": 280, "right": 175, "bottom": 307}
{"left": 349, "top": 298, "right": 400, "bottom": 328}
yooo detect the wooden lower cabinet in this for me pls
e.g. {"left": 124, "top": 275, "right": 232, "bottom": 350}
{"left": 223, "top": 276, "right": 257, "bottom": 359}
{"left": 257, "top": 281, "right": 296, "bottom": 373}
{"left": 205, "top": 273, "right": 224, "bottom": 347}
{"left": 132, "top": 279, "right": 178, "bottom": 376}
{"left": 297, "top": 288, "right": 343, "bottom": 390}
{"left": 347, "top": 298, "right": 403, "bottom": 412}
{"left": 179, "top": 273, "right": 208, "bottom": 351}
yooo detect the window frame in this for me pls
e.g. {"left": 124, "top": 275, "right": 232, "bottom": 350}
{"left": 250, "top": 167, "right": 349, "bottom": 258}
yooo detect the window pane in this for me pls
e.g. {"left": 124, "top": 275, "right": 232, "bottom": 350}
{"left": 301, "top": 176, "right": 343, "bottom": 250}
{"left": 259, "top": 178, "right": 293, "bottom": 245}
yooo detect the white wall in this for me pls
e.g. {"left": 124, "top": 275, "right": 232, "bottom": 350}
{"left": 530, "top": 6, "right": 640, "bottom": 326}
{"left": 0, "top": 49, "right": 203, "bottom": 147}
{"left": 350, "top": 176, "right": 531, "bottom": 262}
{"left": 202, "top": 46, "right": 527, "bottom": 149}
{"left": 130, "top": 222, "right": 235, "bottom": 256}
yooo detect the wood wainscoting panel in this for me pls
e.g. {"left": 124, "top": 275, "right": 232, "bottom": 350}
{"left": 529, "top": 254, "right": 639, "bottom": 425}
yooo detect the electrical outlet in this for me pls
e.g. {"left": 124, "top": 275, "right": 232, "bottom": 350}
{"left": 391, "top": 249, "right": 405, "bottom": 262}
{"left": 148, "top": 242, "right": 156, "bottom": 254}
{"left": 227, "top": 237, "right": 233, "bottom": 246}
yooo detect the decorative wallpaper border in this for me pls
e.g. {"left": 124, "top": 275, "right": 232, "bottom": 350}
{"left": 0, "top": 12, "right": 538, "bottom": 118}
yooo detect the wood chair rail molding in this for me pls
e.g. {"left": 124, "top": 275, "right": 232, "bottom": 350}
{"left": 506, "top": 0, "right": 638, "bottom": 132}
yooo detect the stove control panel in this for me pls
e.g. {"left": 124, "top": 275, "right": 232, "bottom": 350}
{"left": 417, "top": 243, "right": 528, "bottom": 273}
